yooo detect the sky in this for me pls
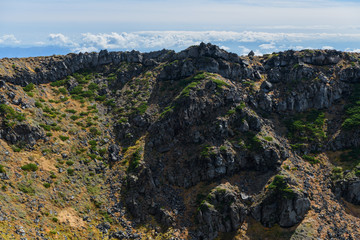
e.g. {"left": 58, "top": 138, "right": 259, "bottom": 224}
{"left": 1, "top": 0, "right": 360, "bottom": 58}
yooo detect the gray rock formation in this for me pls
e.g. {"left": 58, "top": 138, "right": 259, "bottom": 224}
{"left": 334, "top": 178, "right": 360, "bottom": 205}
{"left": 252, "top": 177, "right": 310, "bottom": 228}
{"left": 0, "top": 123, "right": 45, "bottom": 147}
{"left": 197, "top": 185, "right": 246, "bottom": 240}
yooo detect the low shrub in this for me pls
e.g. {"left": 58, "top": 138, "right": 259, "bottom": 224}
{"left": 59, "top": 135, "right": 69, "bottom": 141}
{"left": 67, "top": 168, "right": 75, "bottom": 176}
{"left": 21, "top": 163, "right": 38, "bottom": 172}
{"left": 23, "top": 83, "right": 35, "bottom": 92}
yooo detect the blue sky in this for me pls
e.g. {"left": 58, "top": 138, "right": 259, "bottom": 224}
{"left": 1, "top": 0, "right": 360, "bottom": 57}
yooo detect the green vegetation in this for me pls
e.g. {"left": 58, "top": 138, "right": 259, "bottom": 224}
{"left": 181, "top": 80, "right": 201, "bottom": 97}
{"left": 39, "top": 124, "right": 51, "bottom": 131}
{"left": 88, "top": 82, "right": 99, "bottom": 91}
{"left": 67, "top": 168, "right": 75, "bottom": 176}
{"left": 89, "top": 127, "right": 101, "bottom": 135}
{"left": 59, "top": 87, "right": 67, "bottom": 94}
{"left": 339, "top": 148, "right": 360, "bottom": 169}
{"left": 268, "top": 175, "right": 294, "bottom": 199}
{"left": 43, "top": 182, "right": 51, "bottom": 188}
{"left": 160, "top": 105, "right": 175, "bottom": 118}
{"left": 12, "top": 145, "right": 22, "bottom": 152}
{"left": 18, "top": 183, "right": 35, "bottom": 195}
{"left": 200, "top": 144, "right": 215, "bottom": 158}
{"left": 342, "top": 84, "right": 360, "bottom": 129}
{"left": 179, "top": 72, "right": 207, "bottom": 97}
{"left": 66, "top": 109, "right": 77, "bottom": 114}
{"left": 219, "top": 145, "right": 227, "bottom": 152}
{"left": 283, "top": 165, "right": 290, "bottom": 170}
{"left": 50, "top": 79, "right": 68, "bottom": 87}
{"left": 263, "top": 136, "right": 273, "bottom": 142}
{"left": 239, "top": 132, "right": 263, "bottom": 152}
{"left": 21, "top": 163, "right": 38, "bottom": 172}
{"left": 303, "top": 154, "right": 320, "bottom": 164}
{"left": 23, "top": 83, "right": 35, "bottom": 92}
{"left": 70, "top": 115, "right": 80, "bottom": 120}
{"left": 88, "top": 140, "right": 97, "bottom": 146}
{"left": 127, "top": 148, "right": 142, "bottom": 172}
{"left": 236, "top": 102, "right": 246, "bottom": 112}
{"left": 136, "top": 102, "right": 148, "bottom": 115}
{"left": 193, "top": 72, "right": 206, "bottom": 80}
{"left": 66, "top": 160, "right": 74, "bottom": 166}
{"left": 0, "top": 104, "right": 25, "bottom": 124}
{"left": 35, "top": 101, "right": 43, "bottom": 108}
{"left": 332, "top": 167, "right": 343, "bottom": 180}
{"left": 59, "top": 135, "right": 69, "bottom": 141}
{"left": 70, "top": 86, "right": 83, "bottom": 95}
{"left": 104, "top": 99, "right": 116, "bottom": 107}
{"left": 0, "top": 164, "right": 6, "bottom": 174}
{"left": 226, "top": 109, "right": 236, "bottom": 116}
{"left": 198, "top": 200, "right": 214, "bottom": 212}
{"left": 285, "top": 110, "right": 326, "bottom": 149}
{"left": 211, "top": 79, "right": 230, "bottom": 89}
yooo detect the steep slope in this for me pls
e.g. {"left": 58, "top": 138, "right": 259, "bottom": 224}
{"left": 0, "top": 43, "right": 359, "bottom": 239}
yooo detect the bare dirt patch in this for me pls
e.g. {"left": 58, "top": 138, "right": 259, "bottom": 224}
{"left": 58, "top": 207, "right": 86, "bottom": 228}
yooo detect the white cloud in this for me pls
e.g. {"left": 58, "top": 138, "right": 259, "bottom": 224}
{"left": 259, "top": 42, "right": 276, "bottom": 50}
{"left": 6, "top": 30, "right": 360, "bottom": 55}
{"left": 220, "top": 46, "right": 230, "bottom": 51}
{"left": 48, "top": 33, "right": 77, "bottom": 47}
{"left": 238, "top": 46, "right": 251, "bottom": 56}
{"left": 0, "top": 34, "right": 20, "bottom": 45}
{"left": 74, "top": 31, "right": 358, "bottom": 51}
{"left": 72, "top": 46, "right": 98, "bottom": 53}
{"left": 345, "top": 48, "right": 360, "bottom": 53}
{"left": 322, "top": 46, "right": 334, "bottom": 50}
{"left": 293, "top": 46, "right": 305, "bottom": 50}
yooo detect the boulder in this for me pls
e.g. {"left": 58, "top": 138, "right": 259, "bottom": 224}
{"left": 252, "top": 176, "right": 310, "bottom": 228}
{"left": 334, "top": 178, "right": 360, "bottom": 205}
{"left": 197, "top": 185, "right": 246, "bottom": 239}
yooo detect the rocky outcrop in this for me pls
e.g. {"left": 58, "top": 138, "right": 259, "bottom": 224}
{"left": 0, "top": 123, "right": 45, "bottom": 146}
{"left": 0, "top": 49, "right": 170, "bottom": 86}
{"left": 108, "top": 144, "right": 122, "bottom": 163}
{"left": 334, "top": 177, "right": 360, "bottom": 205}
{"left": 328, "top": 129, "right": 360, "bottom": 150}
{"left": 251, "top": 176, "right": 310, "bottom": 228}
{"left": 197, "top": 185, "right": 247, "bottom": 240}
{"left": 2, "top": 44, "right": 360, "bottom": 239}
{"left": 158, "top": 43, "right": 259, "bottom": 82}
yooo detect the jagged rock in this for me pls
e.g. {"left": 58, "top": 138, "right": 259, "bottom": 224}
{"left": 15, "top": 225, "right": 26, "bottom": 236}
{"left": 67, "top": 77, "right": 78, "bottom": 91}
{"left": 0, "top": 124, "right": 45, "bottom": 146}
{"left": 156, "top": 208, "right": 174, "bottom": 227}
{"left": 252, "top": 177, "right": 310, "bottom": 228}
{"left": 333, "top": 178, "right": 360, "bottom": 205}
{"left": 197, "top": 184, "right": 246, "bottom": 240}
{"left": 96, "top": 222, "right": 111, "bottom": 234}
{"left": 2, "top": 44, "right": 360, "bottom": 239}
{"left": 108, "top": 144, "right": 122, "bottom": 163}
{"left": 260, "top": 81, "right": 272, "bottom": 92}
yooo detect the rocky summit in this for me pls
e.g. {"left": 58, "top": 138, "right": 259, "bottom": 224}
{"left": 0, "top": 43, "right": 360, "bottom": 239}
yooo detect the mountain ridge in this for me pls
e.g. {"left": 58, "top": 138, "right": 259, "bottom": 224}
{"left": 0, "top": 43, "right": 359, "bottom": 239}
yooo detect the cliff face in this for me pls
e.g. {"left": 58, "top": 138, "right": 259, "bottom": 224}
{"left": 0, "top": 43, "right": 360, "bottom": 239}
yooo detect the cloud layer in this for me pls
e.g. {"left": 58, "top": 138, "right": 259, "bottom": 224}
{"left": 0, "top": 35, "right": 20, "bottom": 45}
{"left": 53, "top": 31, "right": 360, "bottom": 54}
{"left": 2, "top": 31, "right": 360, "bottom": 57}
